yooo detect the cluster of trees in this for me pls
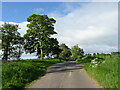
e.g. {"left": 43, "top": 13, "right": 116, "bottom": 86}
{"left": 0, "top": 23, "right": 24, "bottom": 61}
{"left": 59, "top": 43, "right": 85, "bottom": 60}
{"left": 58, "top": 44, "right": 84, "bottom": 60}
{"left": 0, "top": 14, "right": 84, "bottom": 61}
{"left": 0, "top": 14, "right": 59, "bottom": 61}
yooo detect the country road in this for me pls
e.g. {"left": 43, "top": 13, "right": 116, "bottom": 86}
{"left": 28, "top": 61, "right": 101, "bottom": 88}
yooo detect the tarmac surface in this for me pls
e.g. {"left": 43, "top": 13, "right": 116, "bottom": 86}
{"left": 28, "top": 61, "right": 101, "bottom": 88}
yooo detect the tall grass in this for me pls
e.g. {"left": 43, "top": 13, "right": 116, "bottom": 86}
{"left": 84, "top": 55, "right": 118, "bottom": 88}
{"left": 2, "top": 59, "right": 63, "bottom": 89}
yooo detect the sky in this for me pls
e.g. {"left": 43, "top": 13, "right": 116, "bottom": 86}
{"left": 0, "top": 1, "right": 118, "bottom": 59}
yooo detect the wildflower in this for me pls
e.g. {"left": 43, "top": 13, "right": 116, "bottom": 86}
{"left": 102, "top": 61, "right": 105, "bottom": 63}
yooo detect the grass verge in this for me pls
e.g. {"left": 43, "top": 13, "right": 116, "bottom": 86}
{"left": 84, "top": 55, "right": 118, "bottom": 88}
{"left": 2, "top": 59, "right": 64, "bottom": 89}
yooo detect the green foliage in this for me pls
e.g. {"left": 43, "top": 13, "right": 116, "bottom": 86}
{"left": 76, "top": 55, "right": 95, "bottom": 63}
{"left": 84, "top": 54, "right": 118, "bottom": 88}
{"left": 59, "top": 43, "right": 71, "bottom": 59}
{"left": 24, "top": 14, "right": 58, "bottom": 59}
{"left": 71, "top": 45, "right": 84, "bottom": 59}
{"left": 0, "top": 23, "right": 23, "bottom": 61}
{"left": 44, "top": 38, "right": 61, "bottom": 58}
{"left": 2, "top": 59, "right": 63, "bottom": 89}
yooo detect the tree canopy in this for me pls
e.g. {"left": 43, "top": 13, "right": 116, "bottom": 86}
{"left": 24, "top": 14, "right": 58, "bottom": 59}
{"left": 59, "top": 43, "right": 71, "bottom": 59}
{"left": 0, "top": 23, "right": 23, "bottom": 61}
{"left": 44, "top": 38, "right": 62, "bottom": 58}
{"left": 71, "top": 44, "right": 84, "bottom": 60}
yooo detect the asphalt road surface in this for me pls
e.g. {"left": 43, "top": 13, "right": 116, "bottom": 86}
{"left": 28, "top": 61, "right": 101, "bottom": 88}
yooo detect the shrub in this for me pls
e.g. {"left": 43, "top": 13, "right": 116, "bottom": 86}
{"left": 76, "top": 55, "right": 95, "bottom": 63}
{"left": 89, "top": 58, "right": 105, "bottom": 68}
{"left": 76, "top": 58, "right": 82, "bottom": 63}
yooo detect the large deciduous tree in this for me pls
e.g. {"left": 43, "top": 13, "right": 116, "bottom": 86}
{"left": 0, "top": 23, "right": 23, "bottom": 61}
{"left": 59, "top": 43, "right": 71, "bottom": 59}
{"left": 71, "top": 45, "right": 84, "bottom": 60}
{"left": 24, "top": 14, "right": 58, "bottom": 59}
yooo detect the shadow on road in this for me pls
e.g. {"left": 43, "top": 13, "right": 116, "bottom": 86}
{"left": 47, "top": 61, "right": 83, "bottom": 73}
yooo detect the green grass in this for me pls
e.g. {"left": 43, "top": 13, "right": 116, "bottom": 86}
{"left": 2, "top": 59, "right": 64, "bottom": 89}
{"left": 84, "top": 55, "right": 118, "bottom": 88}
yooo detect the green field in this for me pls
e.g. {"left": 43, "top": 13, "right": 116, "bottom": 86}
{"left": 2, "top": 59, "right": 64, "bottom": 89}
{"left": 84, "top": 54, "right": 119, "bottom": 88}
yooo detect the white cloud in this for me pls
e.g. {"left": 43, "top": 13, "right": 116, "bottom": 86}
{"left": 49, "top": 2, "right": 118, "bottom": 53}
{"left": 18, "top": 22, "right": 29, "bottom": 36}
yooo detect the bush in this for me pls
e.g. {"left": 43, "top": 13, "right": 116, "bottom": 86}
{"left": 76, "top": 55, "right": 95, "bottom": 63}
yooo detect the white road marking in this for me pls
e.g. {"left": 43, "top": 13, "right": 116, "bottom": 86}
{"left": 69, "top": 72, "right": 72, "bottom": 77}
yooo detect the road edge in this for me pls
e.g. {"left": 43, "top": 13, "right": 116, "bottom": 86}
{"left": 25, "top": 61, "right": 65, "bottom": 88}
{"left": 82, "top": 68, "right": 103, "bottom": 88}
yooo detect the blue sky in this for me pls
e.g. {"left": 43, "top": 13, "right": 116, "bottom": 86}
{"left": 2, "top": 2, "right": 84, "bottom": 23}
{"left": 2, "top": 2, "right": 62, "bottom": 22}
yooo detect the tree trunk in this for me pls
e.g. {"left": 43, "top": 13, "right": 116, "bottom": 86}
{"left": 3, "top": 45, "right": 9, "bottom": 62}
{"left": 4, "top": 55, "right": 8, "bottom": 62}
{"left": 3, "top": 50, "right": 8, "bottom": 62}
{"left": 40, "top": 48, "right": 43, "bottom": 60}
{"left": 39, "top": 41, "right": 43, "bottom": 60}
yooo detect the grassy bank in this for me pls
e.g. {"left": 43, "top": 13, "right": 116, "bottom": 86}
{"left": 84, "top": 54, "right": 118, "bottom": 88}
{"left": 2, "top": 59, "right": 64, "bottom": 89}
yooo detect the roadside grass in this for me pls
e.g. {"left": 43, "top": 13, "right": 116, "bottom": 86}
{"left": 84, "top": 55, "right": 118, "bottom": 88}
{"left": 2, "top": 59, "right": 64, "bottom": 89}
